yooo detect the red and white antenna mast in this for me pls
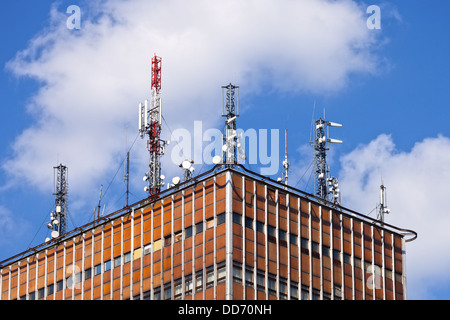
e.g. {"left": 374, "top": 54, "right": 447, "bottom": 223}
{"left": 139, "top": 54, "right": 168, "bottom": 199}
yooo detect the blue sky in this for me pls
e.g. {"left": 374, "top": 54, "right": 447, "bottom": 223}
{"left": 1, "top": 0, "right": 450, "bottom": 299}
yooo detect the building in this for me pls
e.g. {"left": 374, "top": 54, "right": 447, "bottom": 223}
{"left": 0, "top": 165, "right": 416, "bottom": 300}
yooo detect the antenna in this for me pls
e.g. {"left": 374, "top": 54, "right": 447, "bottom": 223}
{"left": 312, "top": 118, "right": 342, "bottom": 202}
{"left": 377, "top": 181, "right": 390, "bottom": 224}
{"left": 124, "top": 151, "right": 130, "bottom": 207}
{"left": 97, "top": 184, "right": 103, "bottom": 220}
{"left": 47, "top": 164, "right": 68, "bottom": 240}
{"left": 179, "top": 159, "right": 195, "bottom": 181}
{"left": 280, "top": 129, "right": 289, "bottom": 186}
{"left": 222, "top": 83, "right": 239, "bottom": 166}
{"left": 139, "top": 54, "right": 168, "bottom": 199}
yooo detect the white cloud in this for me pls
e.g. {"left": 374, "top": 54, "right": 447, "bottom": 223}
{"left": 3, "top": 0, "right": 382, "bottom": 217}
{"left": 338, "top": 134, "right": 450, "bottom": 299}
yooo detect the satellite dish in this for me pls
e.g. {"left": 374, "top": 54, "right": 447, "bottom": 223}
{"left": 189, "top": 166, "right": 195, "bottom": 172}
{"left": 212, "top": 155, "right": 222, "bottom": 164}
{"left": 53, "top": 219, "right": 59, "bottom": 225}
{"left": 172, "top": 176, "right": 181, "bottom": 185}
{"left": 222, "top": 145, "right": 228, "bottom": 152}
{"left": 51, "top": 231, "right": 59, "bottom": 239}
{"left": 143, "top": 175, "right": 149, "bottom": 181}
{"left": 182, "top": 160, "right": 191, "bottom": 169}
{"left": 45, "top": 237, "right": 51, "bottom": 243}
{"left": 160, "top": 175, "right": 165, "bottom": 180}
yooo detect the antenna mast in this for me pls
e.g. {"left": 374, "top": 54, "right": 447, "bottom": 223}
{"left": 377, "top": 182, "right": 390, "bottom": 224}
{"left": 222, "top": 83, "right": 239, "bottom": 166}
{"left": 313, "top": 118, "right": 342, "bottom": 204}
{"left": 46, "top": 164, "right": 68, "bottom": 241}
{"left": 139, "top": 54, "right": 168, "bottom": 199}
{"left": 282, "top": 129, "right": 289, "bottom": 185}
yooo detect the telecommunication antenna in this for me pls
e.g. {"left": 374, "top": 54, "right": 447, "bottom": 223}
{"left": 222, "top": 83, "right": 240, "bottom": 165}
{"left": 139, "top": 54, "right": 169, "bottom": 199}
{"left": 313, "top": 118, "right": 342, "bottom": 203}
{"left": 377, "top": 181, "right": 390, "bottom": 224}
{"left": 124, "top": 151, "right": 130, "bottom": 207}
{"left": 179, "top": 159, "right": 194, "bottom": 181}
{"left": 46, "top": 164, "right": 68, "bottom": 241}
{"left": 278, "top": 129, "right": 289, "bottom": 186}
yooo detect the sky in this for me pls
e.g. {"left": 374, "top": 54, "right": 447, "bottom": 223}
{"left": 0, "top": 0, "right": 449, "bottom": 300}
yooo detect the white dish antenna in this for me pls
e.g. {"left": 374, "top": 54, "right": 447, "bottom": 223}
{"left": 182, "top": 160, "right": 192, "bottom": 169}
{"left": 172, "top": 176, "right": 181, "bottom": 185}
{"left": 51, "top": 230, "right": 59, "bottom": 239}
{"left": 212, "top": 155, "right": 222, "bottom": 164}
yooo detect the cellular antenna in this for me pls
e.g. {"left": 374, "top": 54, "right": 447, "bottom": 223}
{"left": 280, "top": 129, "right": 289, "bottom": 186}
{"left": 312, "top": 118, "right": 342, "bottom": 204}
{"left": 46, "top": 164, "right": 68, "bottom": 241}
{"left": 377, "top": 180, "right": 390, "bottom": 224}
{"left": 222, "top": 83, "right": 239, "bottom": 165}
{"left": 139, "top": 54, "right": 168, "bottom": 199}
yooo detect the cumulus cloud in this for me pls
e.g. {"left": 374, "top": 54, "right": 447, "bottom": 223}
{"left": 338, "top": 134, "right": 450, "bottom": 299}
{"left": 3, "top": 0, "right": 382, "bottom": 218}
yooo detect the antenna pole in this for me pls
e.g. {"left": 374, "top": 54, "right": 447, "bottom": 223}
{"left": 125, "top": 151, "right": 130, "bottom": 207}
{"left": 378, "top": 182, "right": 390, "bottom": 224}
{"left": 47, "top": 164, "right": 68, "bottom": 241}
{"left": 282, "top": 129, "right": 289, "bottom": 186}
{"left": 139, "top": 54, "right": 168, "bottom": 199}
{"left": 222, "top": 83, "right": 239, "bottom": 166}
{"left": 97, "top": 184, "right": 103, "bottom": 220}
{"left": 313, "top": 118, "right": 342, "bottom": 203}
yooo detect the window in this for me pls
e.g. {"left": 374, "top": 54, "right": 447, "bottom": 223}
{"left": 268, "top": 225, "right": 276, "bottom": 243}
{"left": 104, "top": 260, "right": 111, "bottom": 272}
{"left": 94, "top": 263, "right": 102, "bottom": 275}
{"left": 154, "top": 286, "right": 161, "bottom": 300}
{"left": 279, "top": 277, "right": 287, "bottom": 299}
{"left": 233, "top": 212, "right": 241, "bottom": 225}
{"left": 124, "top": 251, "right": 131, "bottom": 263}
{"left": 279, "top": 230, "right": 287, "bottom": 247}
{"left": 245, "top": 216, "right": 253, "bottom": 229}
{"left": 143, "top": 244, "right": 152, "bottom": 255}
{"left": 290, "top": 282, "right": 298, "bottom": 299}
{"left": 185, "top": 274, "right": 193, "bottom": 296}
{"left": 217, "top": 213, "right": 225, "bottom": 225}
{"left": 268, "top": 273, "right": 276, "bottom": 295}
{"left": 301, "top": 237, "right": 309, "bottom": 253}
{"left": 206, "top": 218, "right": 214, "bottom": 229}
{"left": 174, "top": 232, "right": 183, "bottom": 242}
{"left": 217, "top": 262, "right": 226, "bottom": 284}
{"left": 256, "top": 270, "right": 265, "bottom": 291}
{"left": 301, "top": 285, "right": 309, "bottom": 300}
{"left": 343, "top": 253, "right": 351, "bottom": 265}
{"left": 174, "top": 278, "right": 183, "bottom": 300}
{"left": 289, "top": 233, "right": 298, "bottom": 245}
{"left": 245, "top": 266, "right": 254, "bottom": 287}
{"left": 196, "top": 271, "right": 203, "bottom": 292}
{"left": 233, "top": 262, "right": 242, "bottom": 284}
{"left": 38, "top": 288, "right": 45, "bottom": 299}
{"left": 333, "top": 249, "right": 341, "bottom": 262}
{"left": 206, "top": 266, "right": 214, "bottom": 288}
{"left": 164, "top": 236, "right": 171, "bottom": 247}
{"left": 85, "top": 268, "right": 92, "bottom": 280}
{"left": 29, "top": 291, "right": 36, "bottom": 300}
{"left": 195, "top": 221, "right": 203, "bottom": 234}
{"left": 47, "top": 283, "right": 54, "bottom": 296}
{"left": 57, "top": 280, "right": 64, "bottom": 292}
{"left": 322, "top": 245, "right": 330, "bottom": 258}
{"left": 312, "top": 288, "right": 320, "bottom": 300}
{"left": 164, "top": 283, "right": 171, "bottom": 300}
{"left": 185, "top": 226, "right": 193, "bottom": 239}
{"left": 256, "top": 221, "right": 264, "bottom": 233}
{"left": 114, "top": 256, "right": 122, "bottom": 268}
